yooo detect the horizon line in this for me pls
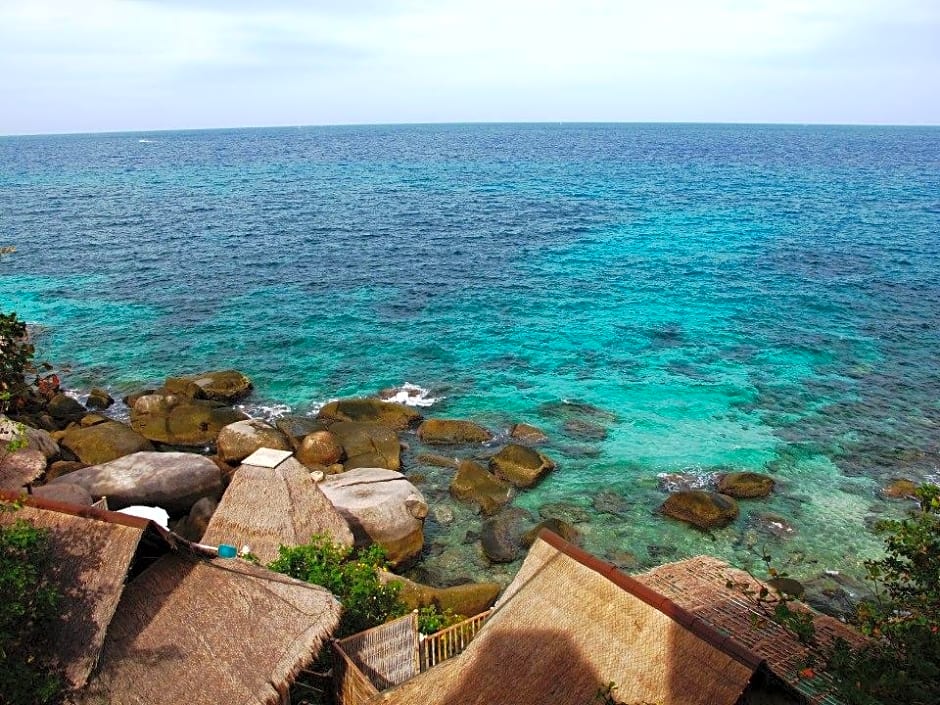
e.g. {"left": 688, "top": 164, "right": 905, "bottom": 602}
{"left": 2, "top": 118, "right": 939, "bottom": 139}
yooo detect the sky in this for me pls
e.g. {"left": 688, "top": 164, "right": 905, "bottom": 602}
{"left": 1, "top": 0, "right": 939, "bottom": 134}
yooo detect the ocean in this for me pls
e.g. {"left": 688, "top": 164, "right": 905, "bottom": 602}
{"left": 2, "top": 123, "right": 939, "bottom": 585}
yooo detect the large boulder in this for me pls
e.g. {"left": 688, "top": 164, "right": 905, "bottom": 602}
{"left": 59, "top": 420, "right": 154, "bottom": 466}
{"left": 0, "top": 448, "right": 46, "bottom": 490}
{"left": 380, "top": 571, "right": 500, "bottom": 617}
{"left": 173, "top": 496, "right": 218, "bottom": 542}
{"left": 163, "top": 369, "right": 253, "bottom": 404}
{"left": 32, "top": 483, "right": 94, "bottom": 506}
{"left": 296, "top": 430, "right": 344, "bottom": 468}
{"left": 488, "top": 444, "right": 556, "bottom": 488}
{"left": 318, "top": 398, "right": 422, "bottom": 431}
{"left": 449, "top": 460, "right": 511, "bottom": 516}
{"left": 480, "top": 507, "right": 532, "bottom": 563}
{"left": 328, "top": 421, "right": 401, "bottom": 471}
{"left": 216, "top": 419, "right": 291, "bottom": 464}
{"left": 47, "top": 393, "right": 86, "bottom": 423}
{"left": 49, "top": 451, "right": 222, "bottom": 513}
{"left": 417, "top": 419, "right": 492, "bottom": 445}
{"left": 0, "top": 416, "right": 59, "bottom": 459}
{"left": 129, "top": 394, "right": 247, "bottom": 446}
{"left": 661, "top": 491, "right": 739, "bottom": 530}
{"left": 717, "top": 472, "right": 774, "bottom": 499}
{"left": 320, "top": 468, "right": 427, "bottom": 567}
{"left": 85, "top": 387, "right": 115, "bottom": 410}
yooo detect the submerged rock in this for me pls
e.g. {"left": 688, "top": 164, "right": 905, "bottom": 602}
{"left": 49, "top": 451, "right": 222, "bottom": 513}
{"left": 881, "top": 478, "right": 918, "bottom": 500}
{"left": 318, "top": 398, "right": 422, "bottom": 431}
{"left": 449, "top": 460, "right": 512, "bottom": 516}
{"left": 717, "top": 472, "right": 775, "bottom": 499}
{"left": 416, "top": 453, "right": 460, "bottom": 469}
{"left": 320, "top": 468, "right": 428, "bottom": 567}
{"left": 417, "top": 419, "right": 492, "bottom": 445}
{"left": 480, "top": 507, "right": 532, "bottom": 563}
{"left": 538, "top": 501, "right": 591, "bottom": 524}
{"left": 561, "top": 418, "right": 608, "bottom": 442}
{"left": 661, "top": 490, "right": 739, "bottom": 530}
{"left": 522, "top": 518, "right": 580, "bottom": 547}
{"left": 60, "top": 420, "right": 155, "bottom": 466}
{"left": 216, "top": 419, "right": 291, "bottom": 465}
{"left": 488, "top": 444, "right": 556, "bottom": 488}
{"left": 593, "top": 489, "right": 630, "bottom": 516}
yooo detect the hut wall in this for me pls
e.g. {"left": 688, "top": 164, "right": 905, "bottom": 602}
{"left": 334, "top": 612, "right": 420, "bottom": 696}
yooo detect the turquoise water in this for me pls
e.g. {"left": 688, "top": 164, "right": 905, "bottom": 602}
{"left": 2, "top": 123, "right": 939, "bottom": 583}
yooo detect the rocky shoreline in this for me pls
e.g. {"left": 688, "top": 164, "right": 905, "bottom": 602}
{"left": 1, "top": 367, "right": 920, "bottom": 620}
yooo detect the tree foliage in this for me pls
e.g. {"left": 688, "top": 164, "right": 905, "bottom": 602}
{"left": 0, "top": 312, "right": 34, "bottom": 414}
{"left": 268, "top": 535, "right": 407, "bottom": 637}
{"left": 829, "top": 484, "right": 940, "bottom": 705}
{"left": 0, "top": 503, "right": 63, "bottom": 705}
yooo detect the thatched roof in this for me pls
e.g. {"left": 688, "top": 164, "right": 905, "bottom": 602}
{"left": 376, "top": 532, "right": 761, "bottom": 705}
{"left": 201, "top": 457, "right": 353, "bottom": 564}
{"left": 636, "top": 556, "right": 868, "bottom": 704}
{"left": 0, "top": 491, "right": 172, "bottom": 692}
{"left": 81, "top": 553, "right": 342, "bottom": 705}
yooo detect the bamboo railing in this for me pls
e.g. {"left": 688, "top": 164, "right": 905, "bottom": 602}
{"left": 418, "top": 609, "right": 491, "bottom": 672}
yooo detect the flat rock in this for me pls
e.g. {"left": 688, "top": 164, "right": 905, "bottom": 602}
{"left": 417, "top": 419, "right": 492, "bottom": 445}
{"left": 320, "top": 467, "right": 427, "bottom": 567}
{"left": 130, "top": 394, "right": 248, "bottom": 446}
{"left": 449, "top": 460, "right": 512, "bottom": 516}
{"left": 661, "top": 490, "right": 739, "bottom": 530}
{"left": 216, "top": 419, "right": 291, "bottom": 464}
{"left": 49, "top": 451, "right": 222, "bottom": 513}
{"left": 717, "top": 471, "right": 775, "bottom": 499}
{"left": 60, "top": 420, "right": 154, "bottom": 466}
{"left": 488, "top": 444, "right": 555, "bottom": 488}
{"left": 318, "top": 398, "right": 422, "bottom": 431}
{"left": 328, "top": 421, "right": 401, "bottom": 471}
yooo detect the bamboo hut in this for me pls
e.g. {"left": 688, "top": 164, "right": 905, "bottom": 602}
{"left": 0, "top": 491, "right": 173, "bottom": 692}
{"left": 373, "top": 532, "right": 763, "bottom": 705}
{"left": 201, "top": 457, "right": 354, "bottom": 564}
{"left": 80, "top": 553, "right": 342, "bottom": 705}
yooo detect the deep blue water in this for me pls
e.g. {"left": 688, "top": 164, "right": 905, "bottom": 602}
{"left": 2, "top": 123, "right": 939, "bottom": 583}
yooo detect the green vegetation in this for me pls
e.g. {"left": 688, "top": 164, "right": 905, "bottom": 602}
{"left": 268, "top": 535, "right": 407, "bottom": 637}
{"left": 0, "top": 503, "right": 63, "bottom": 705}
{"left": 0, "top": 311, "right": 34, "bottom": 414}
{"left": 829, "top": 484, "right": 940, "bottom": 705}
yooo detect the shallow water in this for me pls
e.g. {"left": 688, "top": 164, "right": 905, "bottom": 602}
{"left": 2, "top": 123, "right": 939, "bottom": 584}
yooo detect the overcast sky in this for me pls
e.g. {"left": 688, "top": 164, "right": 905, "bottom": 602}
{"left": 2, "top": 0, "right": 939, "bottom": 134}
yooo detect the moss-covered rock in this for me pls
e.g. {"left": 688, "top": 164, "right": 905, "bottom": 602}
{"left": 327, "top": 421, "right": 401, "bottom": 471}
{"left": 381, "top": 571, "right": 500, "bottom": 617}
{"left": 164, "top": 369, "right": 253, "bottom": 404}
{"left": 717, "top": 472, "right": 775, "bottom": 499}
{"left": 661, "top": 490, "right": 739, "bottom": 530}
{"left": 449, "top": 460, "right": 512, "bottom": 516}
{"left": 129, "top": 394, "right": 247, "bottom": 446}
{"left": 480, "top": 507, "right": 532, "bottom": 563}
{"left": 296, "top": 430, "right": 344, "bottom": 468}
{"left": 509, "top": 423, "right": 548, "bottom": 444}
{"left": 488, "top": 444, "right": 555, "bottom": 488}
{"left": 882, "top": 478, "right": 918, "bottom": 500}
{"left": 417, "top": 418, "right": 492, "bottom": 445}
{"left": 318, "top": 398, "right": 422, "bottom": 431}
{"left": 60, "top": 420, "right": 155, "bottom": 466}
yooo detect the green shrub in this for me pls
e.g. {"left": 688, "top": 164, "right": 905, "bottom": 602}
{"left": 267, "top": 535, "right": 407, "bottom": 637}
{"left": 0, "top": 503, "right": 63, "bottom": 705}
{"left": 0, "top": 312, "right": 34, "bottom": 414}
{"left": 829, "top": 484, "right": 940, "bottom": 705}
{"left": 416, "top": 605, "right": 464, "bottom": 634}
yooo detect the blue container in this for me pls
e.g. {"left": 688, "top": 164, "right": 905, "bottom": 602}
{"left": 218, "top": 544, "right": 237, "bottom": 559}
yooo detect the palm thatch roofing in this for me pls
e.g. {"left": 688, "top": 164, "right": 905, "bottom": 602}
{"left": 375, "top": 531, "right": 762, "bottom": 705}
{"left": 80, "top": 553, "right": 342, "bottom": 705}
{"left": 0, "top": 490, "right": 173, "bottom": 692}
{"left": 636, "top": 556, "right": 868, "bottom": 704}
{"left": 201, "top": 456, "right": 353, "bottom": 564}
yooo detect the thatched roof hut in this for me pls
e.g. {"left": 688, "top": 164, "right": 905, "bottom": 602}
{"left": 0, "top": 491, "right": 173, "bottom": 692}
{"left": 201, "top": 457, "right": 353, "bottom": 564}
{"left": 80, "top": 553, "right": 342, "bottom": 705}
{"left": 375, "top": 531, "right": 762, "bottom": 705}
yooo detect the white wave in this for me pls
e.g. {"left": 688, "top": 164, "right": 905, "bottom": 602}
{"left": 380, "top": 382, "right": 439, "bottom": 407}
{"left": 138, "top": 139, "right": 155, "bottom": 143}
{"left": 238, "top": 402, "right": 293, "bottom": 422}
